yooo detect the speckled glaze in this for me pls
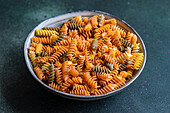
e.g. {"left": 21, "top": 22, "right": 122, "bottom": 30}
{"left": 24, "top": 10, "right": 146, "bottom": 101}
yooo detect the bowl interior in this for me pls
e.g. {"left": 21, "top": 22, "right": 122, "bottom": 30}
{"left": 24, "top": 10, "right": 146, "bottom": 100}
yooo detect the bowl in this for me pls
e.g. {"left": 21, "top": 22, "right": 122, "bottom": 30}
{"left": 24, "top": 10, "right": 146, "bottom": 101}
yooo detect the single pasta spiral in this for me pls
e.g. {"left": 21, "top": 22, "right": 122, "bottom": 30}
{"left": 133, "top": 53, "right": 144, "bottom": 70}
{"left": 83, "top": 72, "right": 97, "bottom": 90}
{"left": 67, "top": 39, "right": 77, "bottom": 59}
{"left": 29, "top": 51, "right": 37, "bottom": 67}
{"left": 49, "top": 47, "right": 68, "bottom": 63}
{"left": 94, "top": 84, "right": 118, "bottom": 95}
{"left": 41, "top": 62, "right": 50, "bottom": 73}
{"left": 62, "top": 61, "right": 72, "bottom": 81}
{"left": 110, "top": 25, "right": 126, "bottom": 37}
{"left": 114, "top": 52, "right": 132, "bottom": 64}
{"left": 70, "top": 90, "right": 90, "bottom": 96}
{"left": 48, "top": 63, "right": 55, "bottom": 84}
{"left": 92, "top": 65, "right": 111, "bottom": 74}
{"left": 42, "top": 27, "right": 60, "bottom": 32}
{"left": 94, "top": 24, "right": 110, "bottom": 34}
{"left": 74, "top": 16, "right": 85, "bottom": 25}
{"left": 31, "top": 37, "right": 52, "bottom": 45}
{"left": 49, "top": 82, "right": 61, "bottom": 91}
{"left": 132, "top": 43, "right": 140, "bottom": 53}
{"left": 35, "top": 29, "right": 59, "bottom": 36}
{"left": 117, "top": 38, "right": 132, "bottom": 48}
{"left": 119, "top": 59, "right": 132, "bottom": 71}
{"left": 73, "top": 84, "right": 89, "bottom": 90}
{"left": 59, "top": 23, "right": 68, "bottom": 35}
{"left": 97, "top": 15, "right": 105, "bottom": 27}
{"left": 55, "top": 38, "right": 71, "bottom": 46}
{"left": 34, "top": 66, "right": 44, "bottom": 81}
{"left": 55, "top": 68, "right": 63, "bottom": 84}
{"left": 90, "top": 16, "right": 98, "bottom": 29}
{"left": 109, "top": 76, "right": 126, "bottom": 87}
{"left": 93, "top": 72, "right": 113, "bottom": 81}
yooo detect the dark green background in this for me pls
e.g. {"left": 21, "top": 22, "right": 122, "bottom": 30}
{"left": 0, "top": 0, "right": 169, "bottom": 113}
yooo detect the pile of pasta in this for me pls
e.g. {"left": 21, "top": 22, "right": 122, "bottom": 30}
{"left": 28, "top": 15, "right": 144, "bottom": 96}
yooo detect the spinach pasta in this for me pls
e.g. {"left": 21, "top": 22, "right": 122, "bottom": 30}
{"left": 28, "top": 15, "right": 144, "bottom": 95}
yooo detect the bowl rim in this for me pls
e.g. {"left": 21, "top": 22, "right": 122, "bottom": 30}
{"left": 24, "top": 10, "right": 147, "bottom": 99}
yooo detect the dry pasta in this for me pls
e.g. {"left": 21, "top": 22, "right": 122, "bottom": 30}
{"left": 27, "top": 15, "right": 144, "bottom": 95}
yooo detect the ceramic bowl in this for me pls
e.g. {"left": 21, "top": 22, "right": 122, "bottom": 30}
{"left": 24, "top": 10, "right": 146, "bottom": 101}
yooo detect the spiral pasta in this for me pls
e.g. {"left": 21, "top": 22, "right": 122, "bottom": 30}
{"left": 118, "top": 38, "right": 132, "bottom": 48}
{"left": 109, "top": 76, "right": 126, "bottom": 87}
{"left": 119, "top": 59, "right": 132, "bottom": 71}
{"left": 94, "top": 84, "right": 118, "bottom": 95}
{"left": 104, "top": 54, "right": 119, "bottom": 70}
{"left": 119, "top": 71, "right": 128, "bottom": 78}
{"left": 83, "top": 72, "right": 97, "bottom": 90}
{"left": 28, "top": 15, "right": 144, "bottom": 96}
{"left": 73, "top": 84, "right": 89, "bottom": 90}
{"left": 80, "top": 31, "right": 92, "bottom": 39}
{"left": 104, "top": 62, "right": 115, "bottom": 71}
{"left": 40, "top": 51, "right": 48, "bottom": 57}
{"left": 93, "top": 72, "right": 112, "bottom": 81}
{"left": 126, "top": 32, "right": 133, "bottom": 43}
{"left": 67, "top": 39, "right": 77, "bottom": 59}
{"left": 114, "top": 52, "right": 132, "bottom": 64}
{"left": 28, "top": 47, "right": 35, "bottom": 52}
{"left": 110, "top": 25, "right": 126, "bottom": 37}
{"left": 84, "top": 22, "right": 92, "bottom": 31}
{"left": 72, "top": 77, "right": 82, "bottom": 84}
{"left": 132, "top": 43, "right": 140, "bottom": 53}
{"left": 48, "top": 63, "right": 55, "bottom": 84}
{"left": 34, "top": 66, "right": 44, "bottom": 81}
{"left": 83, "top": 17, "right": 89, "bottom": 24}
{"left": 94, "top": 32, "right": 101, "bottom": 39}
{"left": 118, "top": 45, "right": 125, "bottom": 52}
{"left": 42, "top": 27, "right": 60, "bottom": 32}
{"left": 54, "top": 61, "right": 62, "bottom": 68}
{"left": 55, "top": 68, "right": 63, "bottom": 84}
{"left": 69, "top": 22, "right": 84, "bottom": 30}
{"left": 97, "top": 15, "right": 105, "bottom": 27}
{"left": 32, "top": 37, "right": 52, "bottom": 45}
{"left": 94, "top": 24, "right": 110, "bottom": 34}
{"left": 92, "top": 65, "right": 111, "bottom": 74}
{"left": 29, "top": 51, "right": 37, "bottom": 67}
{"left": 41, "top": 62, "right": 50, "bottom": 73}
{"left": 43, "top": 45, "right": 54, "bottom": 55}
{"left": 70, "top": 90, "right": 90, "bottom": 96}
{"left": 104, "top": 18, "right": 116, "bottom": 25}
{"left": 55, "top": 38, "right": 71, "bottom": 46}
{"left": 104, "top": 37, "right": 112, "bottom": 49}
{"left": 133, "top": 53, "right": 144, "bottom": 70}
{"left": 40, "top": 56, "right": 49, "bottom": 63}
{"left": 49, "top": 47, "right": 68, "bottom": 63}
{"left": 127, "top": 69, "right": 133, "bottom": 78}
{"left": 62, "top": 61, "right": 72, "bottom": 81}
{"left": 90, "top": 16, "right": 98, "bottom": 29}
{"left": 35, "top": 29, "right": 59, "bottom": 36}
{"left": 59, "top": 23, "right": 68, "bottom": 35}
{"left": 49, "top": 82, "right": 61, "bottom": 91}
{"left": 70, "top": 64, "right": 79, "bottom": 77}
{"left": 74, "top": 16, "right": 85, "bottom": 25}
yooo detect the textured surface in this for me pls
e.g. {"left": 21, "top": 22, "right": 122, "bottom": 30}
{"left": 0, "top": 0, "right": 169, "bottom": 113}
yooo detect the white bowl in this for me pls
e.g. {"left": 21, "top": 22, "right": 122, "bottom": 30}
{"left": 24, "top": 10, "right": 146, "bottom": 101}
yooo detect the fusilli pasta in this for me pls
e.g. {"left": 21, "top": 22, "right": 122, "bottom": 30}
{"left": 28, "top": 15, "right": 144, "bottom": 96}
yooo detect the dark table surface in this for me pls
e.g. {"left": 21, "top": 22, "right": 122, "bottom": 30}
{"left": 0, "top": 0, "right": 169, "bottom": 113}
